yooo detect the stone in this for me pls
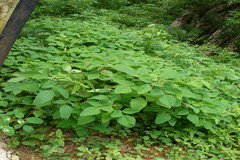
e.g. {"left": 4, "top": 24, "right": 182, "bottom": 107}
{"left": 11, "top": 155, "right": 19, "bottom": 160}
{"left": 0, "top": 142, "right": 7, "bottom": 148}
{"left": 0, "top": 147, "right": 8, "bottom": 160}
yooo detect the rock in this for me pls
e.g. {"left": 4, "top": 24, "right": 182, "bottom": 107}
{"left": 0, "top": 147, "right": 8, "bottom": 160}
{"left": 0, "top": 142, "right": 7, "bottom": 148}
{"left": 11, "top": 155, "right": 19, "bottom": 160}
{"left": 0, "top": 132, "right": 19, "bottom": 160}
{"left": 6, "top": 151, "right": 12, "bottom": 159}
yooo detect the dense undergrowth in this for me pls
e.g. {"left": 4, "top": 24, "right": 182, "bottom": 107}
{"left": 0, "top": 1, "right": 240, "bottom": 159}
{"left": 32, "top": 0, "right": 240, "bottom": 51}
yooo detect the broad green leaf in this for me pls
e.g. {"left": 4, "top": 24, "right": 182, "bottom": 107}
{"left": 60, "top": 105, "right": 72, "bottom": 119}
{"left": 13, "top": 71, "right": 48, "bottom": 79}
{"left": 114, "top": 85, "right": 133, "bottom": 94}
{"left": 90, "top": 95, "right": 109, "bottom": 101}
{"left": 33, "top": 90, "right": 55, "bottom": 107}
{"left": 7, "top": 77, "right": 25, "bottom": 83}
{"left": 185, "top": 104, "right": 200, "bottom": 113}
{"left": 14, "top": 124, "right": 23, "bottom": 130}
{"left": 137, "top": 67, "right": 151, "bottom": 75}
{"left": 86, "top": 100, "right": 102, "bottom": 106}
{"left": 23, "top": 125, "right": 34, "bottom": 132}
{"left": 159, "top": 68, "right": 177, "bottom": 79}
{"left": 164, "top": 84, "right": 181, "bottom": 95}
{"left": 130, "top": 97, "right": 147, "bottom": 110}
{"left": 18, "top": 81, "right": 39, "bottom": 92}
{"left": 72, "top": 84, "right": 80, "bottom": 94}
{"left": 88, "top": 73, "right": 100, "bottom": 80}
{"left": 111, "top": 110, "right": 123, "bottom": 118}
{"left": 177, "top": 109, "right": 189, "bottom": 115}
{"left": 200, "top": 107, "right": 219, "bottom": 114}
{"left": 187, "top": 114, "right": 199, "bottom": 124}
{"left": 139, "top": 77, "right": 153, "bottom": 83}
{"left": 112, "top": 64, "right": 139, "bottom": 77}
{"left": 21, "top": 140, "right": 37, "bottom": 147}
{"left": 150, "top": 88, "right": 164, "bottom": 96}
{"left": 152, "top": 82, "right": 164, "bottom": 88}
{"left": 33, "top": 110, "right": 43, "bottom": 117}
{"left": 113, "top": 79, "right": 134, "bottom": 86}
{"left": 57, "top": 88, "right": 69, "bottom": 99}
{"left": 189, "top": 80, "right": 203, "bottom": 88}
{"left": 26, "top": 117, "right": 44, "bottom": 124}
{"left": 0, "top": 101, "right": 8, "bottom": 107}
{"left": 182, "top": 88, "right": 194, "bottom": 98}
{"left": 100, "top": 70, "right": 113, "bottom": 77}
{"left": 158, "top": 95, "right": 176, "bottom": 109}
{"left": 168, "top": 117, "right": 177, "bottom": 126}
{"left": 136, "top": 84, "right": 152, "bottom": 94}
{"left": 101, "top": 106, "right": 113, "bottom": 112}
{"left": 2, "top": 126, "right": 15, "bottom": 136}
{"left": 102, "top": 113, "right": 112, "bottom": 123}
{"left": 78, "top": 116, "right": 95, "bottom": 125}
{"left": 56, "top": 129, "right": 63, "bottom": 138}
{"left": 176, "top": 93, "right": 182, "bottom": 100}
{"left": 155, "top": 113, "right": 171, "bottom": 124}
{"left": 15, "top": 112, "right": 24, "bottom": 119}
{"left": 122, "top": 108, "right": 140, "bottom": 114}
{"left": 80, "top": 107, "right": 101, "bottom": 116}
{"left": 117, "top": 115, "right": 136, "bottom": 128}
{"left": 182, "top": 88, "right": 201, "bottom": 99}
{"left": 41, "top": 81, "right": 58, "bottom": 89}
{"left": 4, "top": 81, "right": 39, "bottom": 93}
{"left": 144, "top": 93, "right": 156, "bottom": 102}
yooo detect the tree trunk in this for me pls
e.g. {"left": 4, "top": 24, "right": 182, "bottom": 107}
{"left": 0, "top": 0, "right": 39, "bottom": 68}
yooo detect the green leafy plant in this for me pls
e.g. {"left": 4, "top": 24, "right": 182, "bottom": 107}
{"left": 0, "top": 12, "right": 240, "bottom": 159}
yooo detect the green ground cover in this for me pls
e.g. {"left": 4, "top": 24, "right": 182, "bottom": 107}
{"left": 0, "top": 4, "right": 240, "bottom": 159}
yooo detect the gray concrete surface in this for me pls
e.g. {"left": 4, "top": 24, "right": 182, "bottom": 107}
{"left": 0, "top": 132, "right": 19, "bottom": 160}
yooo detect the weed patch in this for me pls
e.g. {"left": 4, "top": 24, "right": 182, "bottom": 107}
{"left": 0, "top": 16, "right": 240, "bottom": 159}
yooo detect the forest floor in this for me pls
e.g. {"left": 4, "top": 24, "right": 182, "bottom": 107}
{"left": 0, "top": 5, "right": 239, "bottom": 160}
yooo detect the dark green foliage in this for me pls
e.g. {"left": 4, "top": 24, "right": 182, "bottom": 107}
{"left": 32, "top": 0, "right": 96, "bottom": 17}
{"left": 222, "top": 8, "right": 240, "bottom": 50}
{"left": 95, "top": 0, "right": 129, "bottom": 9}
{"left": 1, "top": 16, "right": 240, "bottom": 158}
{"left": 168, "top": 26, "right": 203, "bottom": 41}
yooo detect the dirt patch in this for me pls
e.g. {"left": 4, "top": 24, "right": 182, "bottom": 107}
{"left": 5, "top": 132, "right": 169, "bottom": 160}
{"left": 15, "top": 146, "right": 41, "bottom": 160}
